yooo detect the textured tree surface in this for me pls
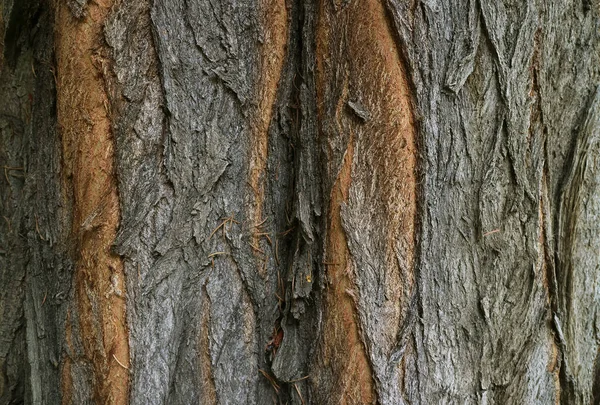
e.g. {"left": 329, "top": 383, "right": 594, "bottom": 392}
{"left": 2, "top": 0, "right": 600, "bottom": 404}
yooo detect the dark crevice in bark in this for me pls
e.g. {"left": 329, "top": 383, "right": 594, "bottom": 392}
{"left": 1, "top": 0, "right": 67, "bottom": 403}
{"left": 2, "top": 0, "right": 38, "bottom": 69}
{"left": 265, "top": 1, "right": 316, "bottom": 402}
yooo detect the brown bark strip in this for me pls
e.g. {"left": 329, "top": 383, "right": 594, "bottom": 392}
{"left": 248, "top": 0, "right": 287, "bottom": 274}
{"left": 321, "top": 137, "right": 376, "bottom": 404}
{"left": 348, "top": 0, "right": 417, "bottom": 335}
{"left": 316, "top": 0, "right": 416, "bottom": 401}
{"left": 55, "top": 1, "right": 129, "bottom": 403}
{"left": 314, "top": 1, "right": 377, "bottom": 399}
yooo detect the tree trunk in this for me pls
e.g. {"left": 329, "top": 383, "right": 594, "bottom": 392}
{"left": 1, "top": 0, "right": 600, "bottom": 403}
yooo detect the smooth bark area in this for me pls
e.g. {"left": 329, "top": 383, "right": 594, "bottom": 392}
{"left": 1, "top": 0, "right": 600, "bottom": 404}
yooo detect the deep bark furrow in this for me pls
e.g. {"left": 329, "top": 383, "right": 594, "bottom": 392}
{"left": 1, "top": 1, "right": 73, "bottom": 404}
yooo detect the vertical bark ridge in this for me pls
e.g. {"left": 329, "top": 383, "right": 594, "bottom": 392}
{"left": 314, "top": 0, "right": 417, "bottom": 402}
{"left": 557, "top": 86, "right": 600, "bottom": 404}
{"left": 103, "top": 0, "right": 174, "bottom": 402}
{"left": 385, "top": 0, "right": 564, "bottom": 402}
{"left": 55, "top": 1, "right": 129, "bottom": 403}
{"left": 248, "top": 0, "right": 288, "bottom": 275}
{"left": 117, "top": 0, "right": 291, "bottom": 401}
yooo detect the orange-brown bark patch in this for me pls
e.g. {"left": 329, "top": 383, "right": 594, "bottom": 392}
{"left": 315, "top": 0, "right": 417, "bottom": 401}
{"left": 55, "top": 1, "right": 129, "bottom": 403}
{"left": 321, "top": 137, "right": 377, "bottom": 404}
{"left": 248, "top": 0, "right": 288, "bottom": 275}
{"left": 358, "top": 0, "right": 416, "bottom": 342}
{"left": 547, "top": 333, "right": 560, "bottom": 405}
{"left": 346, "top": 0, "right": 417, "bottom": 308}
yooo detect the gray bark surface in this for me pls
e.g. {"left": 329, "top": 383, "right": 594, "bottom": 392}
{"left": 1, "top": 2, "right": 69, "bottom": 404}
{"left": 1, "top": 0, "right": 600, "bottom": 404}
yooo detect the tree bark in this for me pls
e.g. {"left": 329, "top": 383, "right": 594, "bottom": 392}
{"left": 1, "top": 0, "right": 600, "bottom": 404}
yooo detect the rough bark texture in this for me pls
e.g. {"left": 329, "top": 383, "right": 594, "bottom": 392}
{"left": 2, "top": 0, "right": 600, "bottom": 404}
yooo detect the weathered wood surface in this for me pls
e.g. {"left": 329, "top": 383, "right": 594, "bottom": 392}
{"left": 1, "top": 0, "right": 600, "bottom": 403}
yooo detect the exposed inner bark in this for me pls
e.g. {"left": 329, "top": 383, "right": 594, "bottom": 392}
{"left": 249, "top": 0, "right": 288, "bottom": 276}
{"left": 321, "top": 135, "right": 377, "bottom": 403}
{"left": 314, "top": 0, "right": 417, "bottom": 402}
{"left": 54, "top": 0, "right": 129, "bottom": 403}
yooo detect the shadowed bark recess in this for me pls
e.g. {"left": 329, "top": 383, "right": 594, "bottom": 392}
{"left": 2, "top": 0, "right": 600, "bottom": 404}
